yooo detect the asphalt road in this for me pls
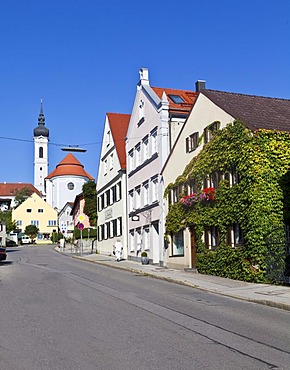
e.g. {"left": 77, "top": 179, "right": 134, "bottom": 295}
{"left": 1, "top": 245, "right": 290, "bottom": 370}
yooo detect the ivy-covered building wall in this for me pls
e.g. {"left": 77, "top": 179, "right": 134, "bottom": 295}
{"left": 165, "top": 121, "right": 290, "bottom": 283}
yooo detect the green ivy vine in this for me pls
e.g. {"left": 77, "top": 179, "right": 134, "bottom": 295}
{"left": 165, "top": 120, "right": 290, "bottom": 283}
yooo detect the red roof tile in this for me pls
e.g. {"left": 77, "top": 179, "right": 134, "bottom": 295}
{"left": 107, "top": 113, "right": 131, "bottom": 169}
{"left": 152, "top": 87, "right": 197, "bottom": 115}
{"left": 0, "top": 183, "right": 41, "bottom": 197}
{"left": 46, "top": 153, "right": 94, "bottom": 180}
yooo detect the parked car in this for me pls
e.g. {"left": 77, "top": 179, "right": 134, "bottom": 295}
{"left": 6, "top": 239, "right": 17, "bottom": 247}
{"left": 0, "top": 247, "right": 7, "bottom": 261}
{"left": 21, "top": 236, "right": 31, "bottom": 245}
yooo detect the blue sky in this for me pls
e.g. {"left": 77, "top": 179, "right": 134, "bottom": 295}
{"left": 0, "top": 0, "right": 289, "bottom": 184}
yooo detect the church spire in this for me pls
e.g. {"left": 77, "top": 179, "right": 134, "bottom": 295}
{"left": 34, "top": 99, "right": 49, "bottom": 137}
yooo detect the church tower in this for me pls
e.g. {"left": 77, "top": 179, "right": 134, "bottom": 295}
{"left": 33, "top": 100, "right": 49, "bottom": 196}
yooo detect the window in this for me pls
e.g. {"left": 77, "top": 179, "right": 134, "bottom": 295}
{"left": 110, "top": 153, "right": 113, "bottom": 170}
{"left": 106, "top": 189, "right": 111, "bottom": 206}
{"left": 204, "top": 226, "right": 220, "bottom": 250}
{"left": 204, "top": 121, "right": 220, "bottom": 144}
{"left": 98, "top": 196, "right": 102, "bottom": 211}
{"left": 112, "top": 185, "right": 117, "bottom": 203}
{"left": 186, "top": 132, "right": 199, "bottom": 153}
{"left": 224, "top": 168, "right": 240, "bottom": 187}
{"left": 17, "top": 220, "right": 22, "bottom": 226}
{"left": 116, "top": 182, "right": 122, "bottom": 201}
{"left": 67, "top": 182, "right": 74, "bottom": 190}
{"left": 139, "top": 99, "right": 145, "bottom": 123}
{"left": 227, "top": 223, "right": 243, "bottom": 247}
{"left": 135, "top": 186, "right": 141, "bottom": 209}
{"left": 26, "top": 209, "right": 32, "bottom": 213}
{"left": 48, "top": 220, "right": 57, "bottom": 226}
{"left": 129, "top": 230, "right": 135, "bottom": 252}
{"left": 129, "top": 190, "right": 134, "bottom": 212}
{"left": 136, "top": 228, "right": 142, "bottom": 252}
{"left": 117, "top": 217, "right": 122, "bottom": 236}
{"left": 106, "top": 130, "right": 111, "bottom": 146}
{"left": 135, "top": 143, "right": 141, "bottom": 167}
{"left": 168, "top": 94, "right": 185, "bottom": 104}
{"left": 128, "top": 150, "right": 134, "bottom": 172}
{"left": 109, "top": 221, "right": 114, "bottom": 238}
{"left": 143, "top": 181, "right": 149, "bottom": 206}
{"left": 31, "top": 220, "right": 39, "bottom": 226}
{"left": 38, "top": 209, "right": 44, "bottom": 213}
{"left": 151, "top": 128, "right": 158, "bottom": 154}
{"left": 172, "top": 231, "right": 184, "bottom": 256}
{"left": 143, "top": 136, "right": 149, "bottom": 161}
{"left": 152, "top": 177, "right": 158, "bottom": 202}
{"left": 39, "top": 146, "right": 43, "bottom": 158}
{"left": 143, "top": 227, "right": 150, "bottom": 251}
{"left": 104, "top": 159, "right": 108, "bottom": 175}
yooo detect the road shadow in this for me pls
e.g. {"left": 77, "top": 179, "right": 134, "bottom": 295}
{"left": 0, "top": 261, "right": 13, "bottom": 266}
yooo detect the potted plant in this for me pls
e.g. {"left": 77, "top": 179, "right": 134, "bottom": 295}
{"left": 141, "top": 251, "right": 149, "bottom": 265}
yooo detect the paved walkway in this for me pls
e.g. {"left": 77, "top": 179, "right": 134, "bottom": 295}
{"left": 56, "top": 248, "right": 290, "bottom": 312}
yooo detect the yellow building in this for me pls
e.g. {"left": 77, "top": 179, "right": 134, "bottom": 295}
{"left": 12, "top": 192, "right": 58, "bottom": 244}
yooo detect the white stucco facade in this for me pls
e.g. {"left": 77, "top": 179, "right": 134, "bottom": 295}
{"left": 126, "top": 69, "right": 194, "bottom": 265}
{"left": 96, "top": 113, "right": 130, "bottom": 257}
{"left": 45, "top": 175, "right": 89, "bottom": 213}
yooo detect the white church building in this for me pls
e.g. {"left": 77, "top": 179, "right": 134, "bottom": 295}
{"left": 33, "top": 102, "right": 94, "bottom": 214}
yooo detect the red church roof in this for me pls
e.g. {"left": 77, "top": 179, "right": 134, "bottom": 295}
{"left": 107, "top": 113, "right": 131, "bottom": 169}
{"left": 46, "top": 153, "right": 94, "bottom": 180}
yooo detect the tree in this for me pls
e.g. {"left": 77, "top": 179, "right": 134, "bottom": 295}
{"left": 0, "top": 210, "right": 17, "bottom": 234}
{"left": 83, "top": 180, "right": 98, "bottom": 226}
{"left": 14, "top": 187, "right": 33, "bottom": 208}
{"left": 25, "top": 225, "right": 39, "bottom": 243}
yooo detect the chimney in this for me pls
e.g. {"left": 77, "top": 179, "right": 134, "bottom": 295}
{"left": 195, "top": 80, "right": 206, "bottom": 92}
{"left": 139, "top": 68, "right": 149, "bottom": 85}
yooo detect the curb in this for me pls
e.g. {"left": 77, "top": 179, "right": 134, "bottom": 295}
{"left": 56, "top": 249, "right": 290, "bottom": 312}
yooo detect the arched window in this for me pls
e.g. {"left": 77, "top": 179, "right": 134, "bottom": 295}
{"left": 39, "top": 147, "right": 43, "bottom": 158}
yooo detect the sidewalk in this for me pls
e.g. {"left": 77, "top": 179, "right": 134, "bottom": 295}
{"left": 57, "top": 248, "right": 290, "bottom": 312}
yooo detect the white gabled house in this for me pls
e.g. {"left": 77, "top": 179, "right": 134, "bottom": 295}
{"left": 58, "top": 202, "right": 74, "bottom": 239}
{"left": 126, "top": 68, "right": 197, "bottom": 265}
{"left": 96, "top": 113, "right": 130, "bottom": 257}
{"left": 161, "top": 84, "right": 290, "bottom": 270}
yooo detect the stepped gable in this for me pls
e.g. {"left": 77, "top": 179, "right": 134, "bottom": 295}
{"left": 202, "top": 89, "right": 290, "bottom": 132}
{"left": 46, "top": 153, "right": 94, "bottom": 180}
{"left": 107, "top": 113, "right": 131, "bottom": 169}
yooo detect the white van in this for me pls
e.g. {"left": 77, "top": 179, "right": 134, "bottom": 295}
{"left": 21, "top": 236, "right": 31, "bottom": 244}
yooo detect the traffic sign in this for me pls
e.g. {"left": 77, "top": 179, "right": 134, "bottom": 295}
{"left": 78, "top": 223, "right": 84, "bottom": 231}
{"left": 78, "top": 214, "right": 85, "bottom": 222}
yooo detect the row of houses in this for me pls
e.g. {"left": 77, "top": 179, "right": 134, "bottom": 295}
{"left": 96, "top": 68, "right": 290, "bottom": 281}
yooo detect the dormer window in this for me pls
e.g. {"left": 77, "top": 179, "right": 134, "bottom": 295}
{"left": 168, "top": 95, "right": 185, "bottom": 104}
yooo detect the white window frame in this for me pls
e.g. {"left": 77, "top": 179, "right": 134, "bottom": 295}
{"left": 143, "top": 181, "right": 149, "bottom": 206}
{"left": 135, "top": 143, "right": 141, "bottom": 167}
{"left": 151, "top": 176, "right": 158, "bottom": 203}
{"left": 143, "top": 226, "right": 150, "bottom": 251}
{"left": 143, "top": 136, "right": 149, "bottom": 161}
{"left": 151, "top": 128, "right": 158, "bottom": 155}
{"left": 135, "top": 186, "right": 141, "bottom": 209}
